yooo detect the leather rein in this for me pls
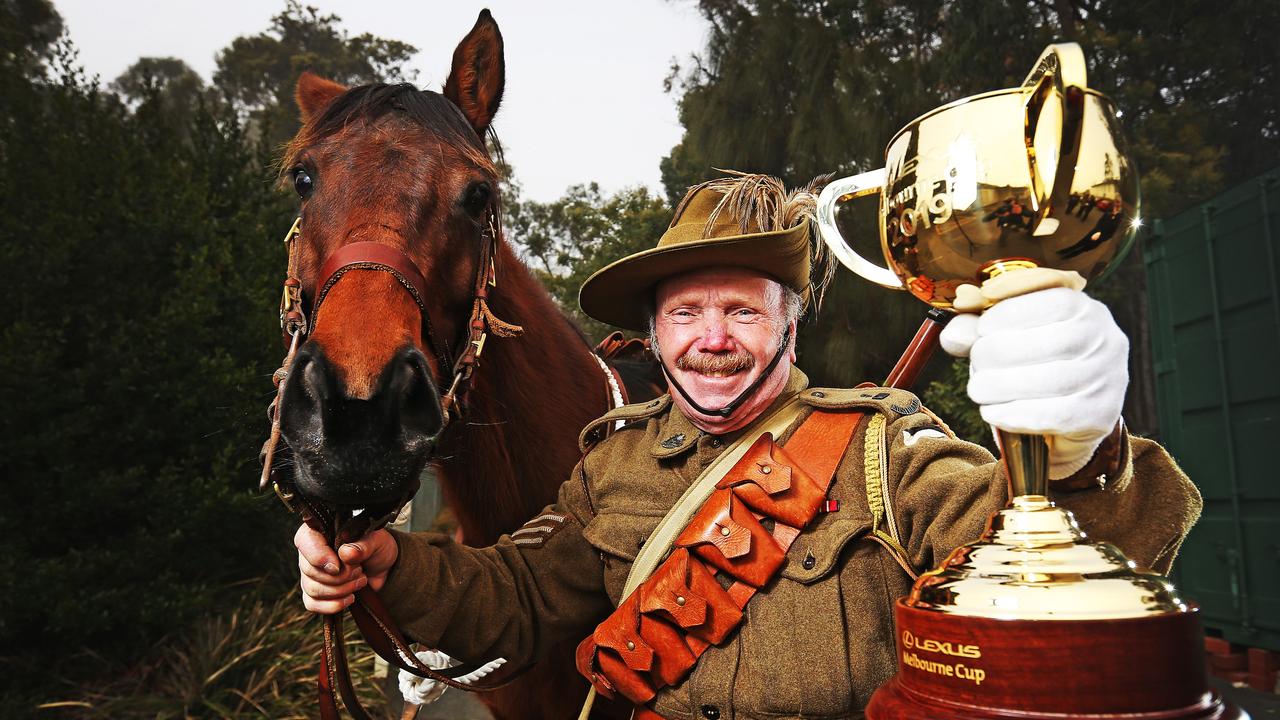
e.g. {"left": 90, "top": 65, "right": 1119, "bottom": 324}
{"left": 258, "top": 208, "right": 527, "bottom": 719}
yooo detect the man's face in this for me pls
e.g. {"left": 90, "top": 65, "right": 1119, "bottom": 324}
{"left": 653, "top": 267, "right": 796, "bottom": 434}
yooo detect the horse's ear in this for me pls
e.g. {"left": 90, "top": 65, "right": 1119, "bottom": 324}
{"left": 296, "top": 71, "right": 348, "bottom": 124}
{"left": 443, "top": 9, "right": 505, "bottom": 136}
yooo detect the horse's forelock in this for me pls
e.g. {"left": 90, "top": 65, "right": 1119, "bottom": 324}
{"left": 280, "top": 82, "right": 497, "bottom": 179}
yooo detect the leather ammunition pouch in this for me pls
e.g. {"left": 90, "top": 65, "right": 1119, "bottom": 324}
{"left": 575, "top": 409, "right": 864, "bottom": 703}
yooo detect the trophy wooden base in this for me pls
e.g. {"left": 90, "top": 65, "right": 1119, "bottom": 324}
{"left": 865, "top": 599, "right": 1247, "bottom": 720}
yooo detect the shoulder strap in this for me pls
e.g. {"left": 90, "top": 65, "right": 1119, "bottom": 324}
{"left": 620, "top": 394, "right": 807, "bottom": 599}
{"left": 579, "top": 395, "right": 672, "bottom": 453}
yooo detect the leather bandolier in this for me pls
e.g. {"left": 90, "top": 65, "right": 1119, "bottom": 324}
{"left": 575, "top": 408, "right": 866, "bottom": 704}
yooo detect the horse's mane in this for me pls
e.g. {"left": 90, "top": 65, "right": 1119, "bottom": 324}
{"left": 280, "top": 82, "right": 497, "bottom": 178}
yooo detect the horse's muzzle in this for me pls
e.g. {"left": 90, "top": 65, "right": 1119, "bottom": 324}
{"left": 278, "top": 344, "right": 443, "bottom": 509}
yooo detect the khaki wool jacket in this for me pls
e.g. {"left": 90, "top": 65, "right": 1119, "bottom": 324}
{"left": 380, "top": 368, "right": 1202, "bottom": 720}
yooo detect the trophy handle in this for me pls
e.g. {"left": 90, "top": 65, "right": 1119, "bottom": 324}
{"left": 1022, "top": 42, "right": 1089, "bottom": 235}
{"left": 985, "top": 43, "right": 1090, "bottom": 495}
{"left": 815, "top": 169, "right": 904, "bottom": 290}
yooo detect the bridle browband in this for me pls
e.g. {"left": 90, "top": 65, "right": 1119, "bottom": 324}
{"left": 257, "top": 206, "right": 528, "bottom": 719}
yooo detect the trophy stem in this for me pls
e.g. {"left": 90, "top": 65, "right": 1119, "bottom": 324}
{"left": 996, "top": 430, "right": 1048, "bottom": 500}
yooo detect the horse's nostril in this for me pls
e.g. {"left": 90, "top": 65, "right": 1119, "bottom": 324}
{"left": 388, "top": 347, "right": 443, "bottom": 443}
{"left": 279, "top": 348, "right": 334, "bottom": 443}
{"left": 300, "top": 354, "right": 332, "bottom": 405}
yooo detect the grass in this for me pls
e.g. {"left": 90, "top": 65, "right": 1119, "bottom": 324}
{"left": 37, "top": 584, "right": 389, "bottom": 719}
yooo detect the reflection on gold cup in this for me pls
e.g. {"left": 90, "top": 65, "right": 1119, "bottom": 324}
{"left": 816, "top": 43, "right": 1140, "bottom": 308}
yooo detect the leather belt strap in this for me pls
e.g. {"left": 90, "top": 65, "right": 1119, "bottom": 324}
{"left": 621, "top": 395, "right": 808, "bottom": 600}
{"left": 579, "top": 407, "right": 865, "bottom": 716}
{"left": 300, "top": 489, "right": 515, "bottom": 720}
{"left": 314, "top": 241, "right": 431, "bottom": 317}
{"left": 719, "top": 409, "right": 865, "bottom": 610}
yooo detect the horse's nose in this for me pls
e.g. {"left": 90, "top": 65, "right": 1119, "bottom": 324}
{"left": 278, "top": 345, "right": 443, "bottom": 476}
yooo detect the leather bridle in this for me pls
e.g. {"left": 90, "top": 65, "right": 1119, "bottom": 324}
{"left": 260, "top": 207, "right": 523, "bottom": 496}
{"left": 258, "top": 207, "right": 527, "bottom": 719}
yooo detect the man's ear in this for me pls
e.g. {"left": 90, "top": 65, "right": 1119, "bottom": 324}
{"left": 296, "top": 71, "right": 348, "bottom": 124}
{"left": 443, "top": 9, "right": 505, "bottom": 136}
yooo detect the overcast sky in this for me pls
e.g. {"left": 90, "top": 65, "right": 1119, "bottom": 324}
{"left": 54, "top": 1, "right": 709, "bottom": 202}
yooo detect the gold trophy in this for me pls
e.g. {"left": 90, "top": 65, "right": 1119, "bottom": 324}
{"left": 816, "top": 44, "right": 1243, "bottom": 719}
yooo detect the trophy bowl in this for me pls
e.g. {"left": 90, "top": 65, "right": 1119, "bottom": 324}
{"left": 816, "top": 43, "right": 1140, "bottom": 308}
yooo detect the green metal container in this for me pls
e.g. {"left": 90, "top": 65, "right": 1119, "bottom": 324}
{"left": 1145, "top": 167, "right": 1280, "bottom": 651}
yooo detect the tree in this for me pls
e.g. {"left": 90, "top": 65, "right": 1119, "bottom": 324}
{"left": 213, "top": 1, "right": 418, "bottom": 147}
{"left": 0, "top": 14, "right": 299, "bottom": 711}
{"left": 112, "top": 56, "right": 205, "bottom": 103}
{"left": 0, "top": 0, "right": 62, "bottom": 76}
{"left": 111, "top": 57, "right": 209, "bottom": 139}
{"left": 505, "top": 182, "right": 671, "bottom": 341}
{"left": 666, "top": 0, "right": 1278, "bottom": 215}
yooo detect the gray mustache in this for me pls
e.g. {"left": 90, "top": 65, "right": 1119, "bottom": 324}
{"left": 675, "top": 350, "right": 755, "bottom": 375}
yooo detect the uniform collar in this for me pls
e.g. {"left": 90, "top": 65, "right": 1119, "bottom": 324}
{"left": 649, "top": 366, "right": 810, "bottom": 458}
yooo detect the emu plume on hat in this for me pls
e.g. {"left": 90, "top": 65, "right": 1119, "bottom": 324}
{"left": 579, "top": 171, "right": 837, "bottom": 331}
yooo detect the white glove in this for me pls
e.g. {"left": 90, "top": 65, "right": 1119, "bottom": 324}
{"left": 939, "top": 286, "right": 1127, "bottom": 479}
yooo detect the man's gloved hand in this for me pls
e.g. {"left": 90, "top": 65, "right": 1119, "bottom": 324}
{"left": 939, "top": 286, "right": 1128, "bottom": 479}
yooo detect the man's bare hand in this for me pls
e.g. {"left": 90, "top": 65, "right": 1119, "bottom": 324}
{"left": 295, "top": 524, "right": 399, "bottom": 614}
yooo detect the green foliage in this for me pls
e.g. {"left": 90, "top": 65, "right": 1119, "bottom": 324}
{"left": 213, "top": 0, "right": 418, "bottom": 148}
{"left": 0, "top": 0, "right": 63, "bottom": 76}
{"left": 662, "top": 0, "right": 1025, "bottom": 204}
{"left": 1, "top": 4, "right": 431, "bottom": 712}
{"left": 920, "top": 359, "right": 994, "bottom": 451}
{"left": 0, "top": 13, "right": 302, "bottom": 714}
{"left": 40, "top": 584, "right": 387, "bottom": 719}
{"left": 1074, "top": 0, "right": 1279, "bottom": 215}
{"left": 665, "top": 0, "right": 1279, "bottom": 219}
{"left": 112, "top": 56, "right": 206, "bottom": 103}
{"left": 111, "top": 57, "right": 209, "bottom": 139}
{"left": 505, "top": 181, "right": 671, "bottom": 340}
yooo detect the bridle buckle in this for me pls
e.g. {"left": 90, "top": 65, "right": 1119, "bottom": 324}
{"left": 273, "top": 480, "right": 300, "bottom": 514}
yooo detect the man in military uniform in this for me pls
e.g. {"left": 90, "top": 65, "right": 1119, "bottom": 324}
{"left": 296, "top": 174, "right": 1200, "bottom": 719}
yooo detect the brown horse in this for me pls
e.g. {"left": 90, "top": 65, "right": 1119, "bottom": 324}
{"left": 273, "top": 10, "right": 651, "bottom": 720}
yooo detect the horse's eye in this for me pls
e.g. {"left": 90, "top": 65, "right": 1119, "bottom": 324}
{"left": 293, "top": 169, "right": 314, "bottom": 199}
{"left": 463, "top": 182, "right": 491, "bottom": 217}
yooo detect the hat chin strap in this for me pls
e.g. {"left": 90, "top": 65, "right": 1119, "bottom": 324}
{"left": 659, "top": 326, "right": 792, "bottom": 420}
